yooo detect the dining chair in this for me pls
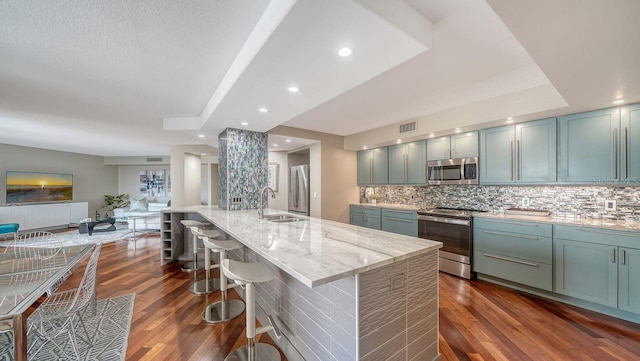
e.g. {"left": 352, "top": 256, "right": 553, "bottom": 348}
{"left": 26, "top": 243, "right": 102, "bottom": 360}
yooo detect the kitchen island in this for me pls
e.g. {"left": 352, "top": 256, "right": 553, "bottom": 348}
{"left": 167, "top": 205, "right": 442, "bottom": 361}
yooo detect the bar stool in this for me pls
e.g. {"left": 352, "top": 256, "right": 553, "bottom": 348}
{"left": 221, "top": 259, "right": 282, "bottom": 361}
{"left": 189, "top": 228, "right": 222, "bottom": 294}
{"left": 180, "top": 220, "right": 209, "bottom": 272}
{"left": 200, "top": 236, "right": 245, "bottom": 323}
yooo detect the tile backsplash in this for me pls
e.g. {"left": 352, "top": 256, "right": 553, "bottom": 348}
{"left": 360, "top": 185, "right": 640, "bottom": 220}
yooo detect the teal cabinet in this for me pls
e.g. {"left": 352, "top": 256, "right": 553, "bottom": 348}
{"left": 388, "top": 141, "right": 426, "bottom": 184}
{"left": 619, "top": 247, "right": 640, "bottom": 314}
{"left": 480, "top": 118, "right": 556, "bottom": 184}
{"left": 621, "top": 103, "right": 640, "bottom": 180}
{"left": 426, "top": 137, "right": 450, "bottom": 161}
{"left": 473, "top": 218, "right": 553, "bottom": 291}
{"left": 558, "top": 107, "right": 620, "bottom": 182}
{"left": 554, "top": 238, "right": 618, "bottom": 307}
{"left": 451, "top": 132, "right": 479, "bottom": 159}
{"left": 516, "top": 118, "right": 556, "bottom": 182}
{"left": 479, "top": 125, "right": 515, "bottom": 183}
{"left": 357, "top": 147, "right": 388, "bottom": 185}
{"left": 554, "top": 224, "right": 640, "bottom": 314}
{"left": 380, "top": 209, "right": 417, "bottom": 237}
{"left": 349, "top": 205, "right": 381, "bottom": 230}
{"left": 427, "top": 133, "right": 477, "bottom": 161}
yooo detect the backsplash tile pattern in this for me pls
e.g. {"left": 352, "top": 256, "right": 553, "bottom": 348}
{"left": 361, "top": 186, "right": 640, "bottom": 220}
{"left": 218, "top": 128, "right": 267, "bottom": 210}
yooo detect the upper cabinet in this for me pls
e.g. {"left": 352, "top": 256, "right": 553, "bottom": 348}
{"left": 621, "top": 103, "right": 640, "bottom": 180}
{"left": 480, "top": 118, "right": 556, "bottom": 184}
{"left": 357, "top": 147, "right": 388, "bottom": 185}
{"left": 558, "top": 108, "right": 620, "bottom": 183}
{"left": 427, "top": 132, "right": 478, "bottom": 161}
{"left": 388, "top": 140, "right": 426, "bottom": 184}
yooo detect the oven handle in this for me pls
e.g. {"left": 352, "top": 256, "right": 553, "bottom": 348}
{"left": 417, "top": 215, "right": 470, "bottom": 226}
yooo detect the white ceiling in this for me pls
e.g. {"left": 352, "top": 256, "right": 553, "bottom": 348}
{"left": 0, "top": 0, "right": 639, "bottom": 156}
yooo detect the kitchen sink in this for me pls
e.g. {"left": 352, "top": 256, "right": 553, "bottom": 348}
{"left": 262, "top": 214, "right": 305, "bottom": 223}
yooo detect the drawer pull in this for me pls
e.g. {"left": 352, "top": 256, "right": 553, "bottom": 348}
{"left": 384, "top": 217, "right": 414, "bottom": 223}
{"left": 484, "top": 253, "right": 539, "bottom": 267}
{"left": 482, "top": 230, "right": 540, "bottom": 240}
{"left": 576, "top": 227, "right": 634, "bottom": 238}
{"left": 481, "top": 219, "right": 539, "bottom": 227}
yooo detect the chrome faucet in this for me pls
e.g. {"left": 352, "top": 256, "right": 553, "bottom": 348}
{"left": 258, "top": 186, "right": 276, "bottom": 219}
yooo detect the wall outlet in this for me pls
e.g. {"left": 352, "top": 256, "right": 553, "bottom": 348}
{"left": 605, "top": 200, "right": 617, "bottom": 211}
{"left": 522, "top": 197, "right": 530, "bottom": 207}
{"left": 313, "top": 192, "right": 317, "bottom": 199}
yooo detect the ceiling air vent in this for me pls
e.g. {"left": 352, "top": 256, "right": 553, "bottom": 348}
{"left": 399, "top": 121, "right": 417, "bottom": 134}
{"left": 146, "top": 157, "right": 163, "bottom": 162}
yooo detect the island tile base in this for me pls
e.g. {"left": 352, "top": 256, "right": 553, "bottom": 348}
{"left": 229, "top": 247, "right": 440, "bottom": 361}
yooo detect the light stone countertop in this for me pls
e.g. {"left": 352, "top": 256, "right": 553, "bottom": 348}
{"left": 351, "top": 203, "right": 422, "bottom": 211}
{"left": 474, "top": 212, "right": 640, "bottom": 233}
{"left": 174, "top": 206, "right": 441, "bottom": 288}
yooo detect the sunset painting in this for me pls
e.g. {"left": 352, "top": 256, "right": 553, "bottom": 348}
{"left": 6, "top": 171, "right": 73, "bottom": 203}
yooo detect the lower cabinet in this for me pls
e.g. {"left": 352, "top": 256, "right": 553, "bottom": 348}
{"left": 554, "top": 225, "right": 640, "bottom": 314}
{"left": 349, "top": 205, "right": 381, "bottom": 230}
{"left": 473, "top": 218, "right": 553, "bottom": 291}
{"left": 380, "top": 208, "right": 417, "bottom": 237}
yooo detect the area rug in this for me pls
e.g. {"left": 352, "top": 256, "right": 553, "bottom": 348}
{"left": 54, "top": 226, "right": 135, "bottom": 247}
{"left": 0, "top": 294, "right": 135, "bottom": 361}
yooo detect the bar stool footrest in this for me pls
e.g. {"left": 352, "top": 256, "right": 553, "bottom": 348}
{"left": 190, "top": 279, "right": 220, "bottom": 295}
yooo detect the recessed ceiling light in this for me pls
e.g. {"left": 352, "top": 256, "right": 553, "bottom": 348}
{"left": 287, "top": 86, "right": 299, "bottom": 93}
{"left": 466, "top": 133, "right": 473, "bottom": 137}
{"left": 454, "top": 128, "right": 461, "bottom": 133}
{"left": 337, "top": 47, "right": 353, "bottom": 57}
{"left": 506, "top": 117, "right": 514, "bottom": 124}
{"left": 273, "top": 143, "right": 278, "bottom": 147}
{"left": 363, "top": 145, "right": 368, "bottom": 150}
{"left": 613, "top": 99, "right": 626, "bottom": 104}
{"left": 285, "top": 139, "right": 292, "bottom": 143}
{"left": 240, "top": 121, "right": 249, "bottom": 126}
{"left": 429, "top": 133, "right": 435, "bottom": 138}
{"left": 258, "top": 107, "right": 268, "bottom": 113}
{"left": 201, "top": 153, "right": 206, "bottom": 156}
{"left": 396, "top": 139, "right": 402, "bottom": 144}
{"left": 197, "top": 134, "right": 205, "bottom": 138}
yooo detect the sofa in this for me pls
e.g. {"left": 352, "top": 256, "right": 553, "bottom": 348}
{"left": 113, "top": 197, "right": 170, "bottom": 230}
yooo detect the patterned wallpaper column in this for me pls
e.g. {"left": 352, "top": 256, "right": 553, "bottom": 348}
{"left": 218, "top": 128, "right": 268, "bottom": 210}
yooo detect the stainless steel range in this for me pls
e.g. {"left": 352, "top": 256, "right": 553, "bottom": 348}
{"left": 417, "top": 207, "right": 484, "bottom": 279}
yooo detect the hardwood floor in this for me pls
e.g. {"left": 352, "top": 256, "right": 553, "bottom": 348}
{"left": 89, "top": 236, "right": 640, "bottom": 361}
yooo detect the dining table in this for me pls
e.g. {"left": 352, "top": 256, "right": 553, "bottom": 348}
{"left": 0, "top": 243, "right": 94, "bottom": 361}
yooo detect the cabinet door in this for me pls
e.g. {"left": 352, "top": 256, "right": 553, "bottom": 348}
{"left": 554, "top": 238, "right": 618, "bottom": 307}
{"left": 357, "top": 150, "right": 372, "bottom": 185}
{"left": 479, "top": 125, "right": 515, "bottom": 183}
{"left": 371, "top": 147, "right": 388, "bottom": 184}
{"left": 364, "top": 214, "right": 381, "bottom": 230}
{"left": 426, "top": 137, "right": 450, "bottom": 161}
{"left": 621, "top": 103, "right": 640, "bottom": 180}
{"left": 350, "top": 210, "right": 366, "bottom": 227}
{"left": 516, "top": 118, "right": 557, "bottom": 183}
{"left": 451, "top": 132, "right": 478, "bottom": 159}
{"left": 406, "top": 141, "right": 426, "bottom": 184}
{"left": 619, "top": 247, "right": 640, "bottom": 314}
{"left": 558, "top": 108, "right": 620, "bottom": 182}
{"left": 388, "top": 144, "right": 406, "bottom": 184}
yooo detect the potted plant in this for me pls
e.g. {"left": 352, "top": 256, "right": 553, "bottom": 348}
{"left": 98, "top": 194, "right": 130, "bottom": 219}
{"left": 368, "top": 193, "right": 380, "bottom": 204}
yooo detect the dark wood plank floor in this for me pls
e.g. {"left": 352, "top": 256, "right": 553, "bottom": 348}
{"left": 89, "top": 235, "right": 640, "bottom": 361}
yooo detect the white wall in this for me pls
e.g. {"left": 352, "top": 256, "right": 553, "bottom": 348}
{"left": 0, "top": 143, "right": 118, "bottom": 216}
{"left": 184, "top": 153, "right": 202, "bottom": 206}
{"left": 268, "top": 151, "right": 288, "bottom": 211}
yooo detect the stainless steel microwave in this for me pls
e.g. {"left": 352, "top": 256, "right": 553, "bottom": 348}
{"left": 427, "top": 157, "right": 479, "bottom": 185}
